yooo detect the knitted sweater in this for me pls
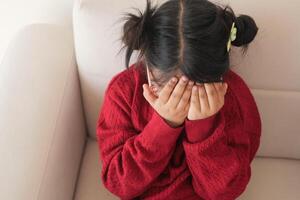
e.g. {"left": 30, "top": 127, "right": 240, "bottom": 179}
{"left": 96, "top": 62, "right": 262, "bottom": 200}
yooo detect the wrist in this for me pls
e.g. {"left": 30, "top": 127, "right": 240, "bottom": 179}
{"left": 187, "top": 112, "right": 218, "bottom": 122}
{"left": 184, "top": 112, "right": 222, "bottom": 143}
{"left": 164, "top": 119, "right": 183, "bottom": 128}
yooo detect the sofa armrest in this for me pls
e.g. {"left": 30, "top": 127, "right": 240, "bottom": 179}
{"left": 0, "top": 23, "right": 87, "bottom": 200}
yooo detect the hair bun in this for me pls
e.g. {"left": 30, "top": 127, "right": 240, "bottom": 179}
{"left": 121, "top": 0, "right": 156, "bottom": 50}
{"left": 232, "top": 14, "right": 258, "bottom": 47}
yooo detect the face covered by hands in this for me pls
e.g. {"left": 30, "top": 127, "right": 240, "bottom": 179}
{"left": 143, "top": 68, "right": 228, "bottom": 127}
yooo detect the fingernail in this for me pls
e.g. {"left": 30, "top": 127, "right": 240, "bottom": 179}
{"left": 182, "top": 76, "right": 188, "bottom": 82}
{"left": 171, "top": 77, "right": 177, "bottom": 83}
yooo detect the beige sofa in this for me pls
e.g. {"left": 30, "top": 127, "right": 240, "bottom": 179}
{"left": 0, "top": 0, "right": 299, "bottom": 199}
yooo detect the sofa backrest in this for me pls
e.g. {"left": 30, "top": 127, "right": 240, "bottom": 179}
{"left": 72, "top": 0, "right": 300, "bottom": 159}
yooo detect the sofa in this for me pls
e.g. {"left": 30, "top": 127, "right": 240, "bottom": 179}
{"left": 0, "top": 0, "right": 299, "bottom": 199}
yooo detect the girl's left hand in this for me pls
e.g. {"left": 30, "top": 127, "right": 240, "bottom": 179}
{"left": 187, "top": 82, "right": 228, "bottom": 120}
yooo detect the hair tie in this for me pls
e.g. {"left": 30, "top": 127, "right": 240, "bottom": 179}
{"left": 227, "top": 22, "right": 237, "bottom": 52}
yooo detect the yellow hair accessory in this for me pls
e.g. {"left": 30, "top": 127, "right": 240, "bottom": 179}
{"left": 227, "top": 22, "right": 237, "bottom": 52}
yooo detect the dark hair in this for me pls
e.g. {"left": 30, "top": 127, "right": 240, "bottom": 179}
{"left": 118, "top": 0, "right": 258, "bottom": 84}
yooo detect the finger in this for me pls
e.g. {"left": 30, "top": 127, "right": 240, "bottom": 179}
{"left": 191, "top": 84, "right": 201, "bottom": 112}
{"left": 217, "top": 82, "right": 228, "bottom": 99}
{"left": 167, "top": 75, "right": 189, "bottom": 108}
{"left": 143, "top": 84, "right": 157, "bottom": 106}
{"left": 150, "top": 85, "right": 157, "bottom": 92}
{"left": 177, "top": 80, "right": 194, "bottom": 110}
{"left": 184, "top": 100, "right": 191, "bottom": 113}
{"left": 158, "top": 77, "right": 178, "bottom": 104}
{"left": 223, "top": 82, "right": 228, "bottom": 94}
{"left": 149, "top": 83, "right": 159, "bottom": 94}
{"left": 213, "top": 82, "right": 223, "bottom": 101}
{"left": 150, "top": 85, "right": 159, "bottom": 97}
{"left": 198, "top": 84, "right": 209, "bottom": 112}
{"left": 214, "top": 82, "right": 222, "bottom": 93}
{"left": 204, "top": 83, "right": 218, "bottom": 110}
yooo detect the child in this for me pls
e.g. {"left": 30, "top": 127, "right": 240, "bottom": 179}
{"left": 96, "top": 0, "right": 262, "bottom": 199}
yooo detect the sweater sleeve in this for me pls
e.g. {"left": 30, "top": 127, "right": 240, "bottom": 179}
{"left": 182, "top": 92, "right": 261, "bottom": 200}
{"left": 181, "top": 70, "right": 262, "bottom": 200}
{"left": 96, "top": 84, "right": 184, "bottom": 199}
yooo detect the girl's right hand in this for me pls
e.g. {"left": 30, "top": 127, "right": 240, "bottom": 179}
{"left": 143, "top": 75, "right": 195, "bottom": 128}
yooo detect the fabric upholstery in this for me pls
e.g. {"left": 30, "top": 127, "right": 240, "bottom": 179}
{"left": 74, "top": 141, "right": 300, "bottom": 200}
{"left": 0, "top": 24, "right": 87, "bottom": 200}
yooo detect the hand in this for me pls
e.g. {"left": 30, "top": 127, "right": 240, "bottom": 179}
{"left": 187, "top": 82, "right": 228, "bottom": 120}
{"left": 143, "top": 75, "right": 194, "bottom": 128}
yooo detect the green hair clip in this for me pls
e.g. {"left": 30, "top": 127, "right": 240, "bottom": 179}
{"left": 227, "top": 22, "right": 237, "bottom": 52}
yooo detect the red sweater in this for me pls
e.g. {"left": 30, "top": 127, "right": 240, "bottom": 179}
{"left": 96, "top": 62, "right": 262, "bottom": 200}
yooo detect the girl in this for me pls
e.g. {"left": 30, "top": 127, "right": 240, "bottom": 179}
{"left": 96, "top": 0, "right": 262, "bottom": 199}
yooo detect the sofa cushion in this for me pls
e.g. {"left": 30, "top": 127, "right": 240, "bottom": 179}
{"left": 73, "top": 140, "right": 300, "bottom": 200}
{"left": 74, "top": 140, "right": 118, "bottom": 200}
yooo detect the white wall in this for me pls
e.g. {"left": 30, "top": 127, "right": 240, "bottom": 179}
{"left": 0, "top": 0, "right": 74, "bottom": 62}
